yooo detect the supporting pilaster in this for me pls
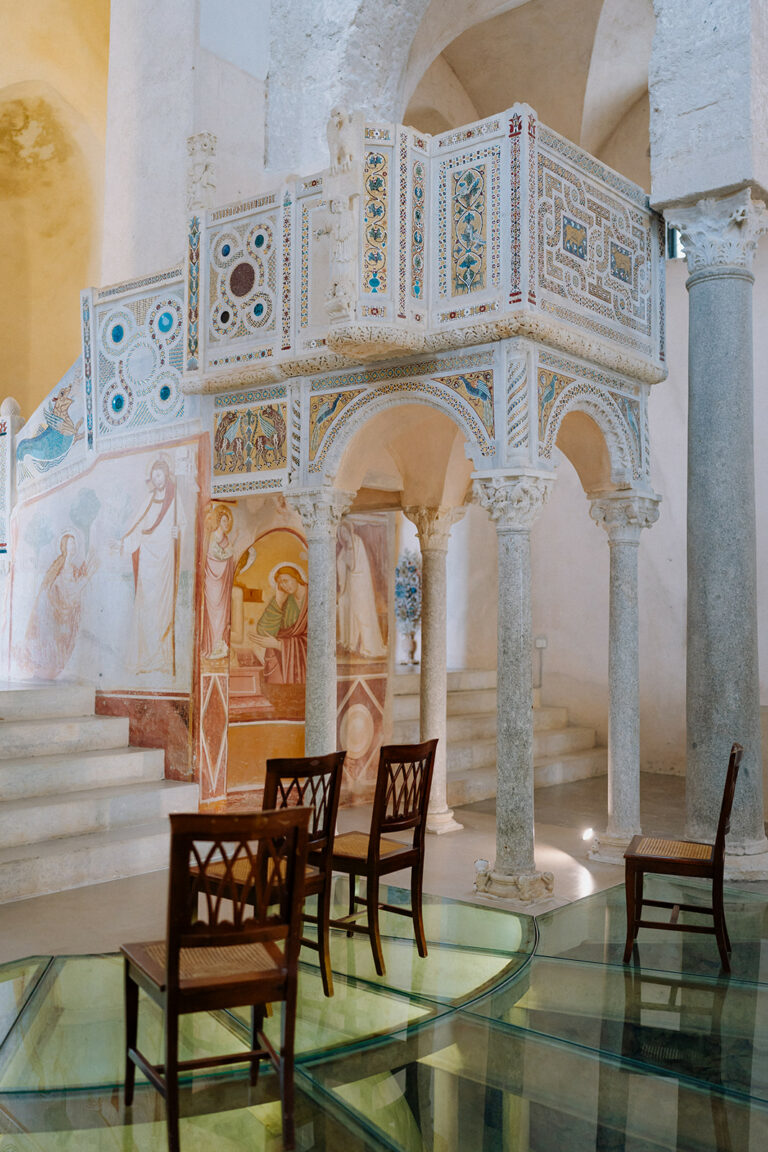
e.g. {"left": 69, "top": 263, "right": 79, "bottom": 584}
{"left": 403, "top": 505, "right": 465, "bottom": 835}
{"left": 589, "top": 492, "right": 660, "bottom": 863}
{"left": 667, "top": 190, "right": 768, "bottom": 872}
{"left": 286, "top": 487, "right": 353, "bottom": 756}
{"left": 473, "top": 473, "right": 555, "bottom": 903}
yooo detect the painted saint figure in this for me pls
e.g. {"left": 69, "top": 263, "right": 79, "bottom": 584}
{"left": 202, "top": 504, "right": 236, "bottom": 660}
{"left": 336, "top": 521, "right": 386, "bottom": 658}
{"left": 23, "top": 532, "right": 97, "bottom": 679}
{"left": 122, "top": 457, "right": 180, "bottom": 677}
{"left": 249, "top": 564, "right": 308, "bottom": 683}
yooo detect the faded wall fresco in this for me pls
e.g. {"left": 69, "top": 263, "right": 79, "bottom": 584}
{"left": 9, "top": 439, "right": 200, "bottom": 693}
{"left": 336, "top": 513, "right": 392, "bottom": 803}
{"left": 15, "top": 358, "right": 87, "bottom": 489}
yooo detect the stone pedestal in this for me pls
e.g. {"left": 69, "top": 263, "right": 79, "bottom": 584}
{"left": 667, "top": 190, "right": 768, "bottom": 863}
{"left": 473, "top": 474, "right": 555, "bottom": 903}
{"left": 286, "top": 488, "right": 352, "bottom": 756}
{"left": 404, "top": 505, "right": 464, "bottom": 835}
{"left": 589, "top": 492, "right": 660, "bottom": 864}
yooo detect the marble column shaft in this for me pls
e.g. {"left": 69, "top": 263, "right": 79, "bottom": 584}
{"left": 590, "top": 494, "right": 660, "bottom": 848}
{"left": 668, "top": 190, "right": 768, "bottom": 852}
{"left": 286, "top": 488, "right": 352, "bottom": 756}
{"left": 404, "top": 506, "right": 464, "bottom": 834}
{"left": 473, "top": 474, "right": 554, "bottom": 902}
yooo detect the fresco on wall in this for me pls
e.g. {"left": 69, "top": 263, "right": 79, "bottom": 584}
{"left": 15, "top": 358, "right": 86, "bottom": 486}
{"left": 201, "top": 502, "right": 243, "bottom": 662}
{"left": 335, "top": 513, "right": 392, "bottom": 801}
{"left": 10, "top": 440, "right": 199, "bottom": 693}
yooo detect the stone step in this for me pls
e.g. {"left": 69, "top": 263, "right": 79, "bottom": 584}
{"left": 393, "top": 687, "right": 499, "bottom": 720}
{"left": 0, "top": 681, "right": 96, "bottom": 721}
{"left": 447, "top": 747, "right": 609, "bottom": 807}
{"left": 0, "top": 747, "right": 166, "bottom": 802}
{"left": 394, "top": 717, "right": 596, "bottom": 757}
{"left": 0, "top": 714, "right": 129, "bottom": 760}
{"left": 0, "top": 819, "right": 181, "bottom": 904}
{"left": 533, "top": 747, "right": 608, "bottom": 788}
{"left": 0, "top": 781, "right": 197, "bottom": 851}
{"left": 392, "top": 669, "right": 497, "bottom": 694}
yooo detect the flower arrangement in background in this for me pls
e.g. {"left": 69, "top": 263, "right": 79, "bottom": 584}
{"left": 394, "top": 549, "right": 421, "bottom": 664}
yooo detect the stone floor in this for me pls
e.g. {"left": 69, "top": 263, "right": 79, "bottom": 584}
{"left": 3, "top": 770, "right": 766, "bottom": 965}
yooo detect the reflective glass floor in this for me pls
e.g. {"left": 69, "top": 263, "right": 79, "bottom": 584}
{"left": 1, "top": 875, "right": 767, "bottom": 1150}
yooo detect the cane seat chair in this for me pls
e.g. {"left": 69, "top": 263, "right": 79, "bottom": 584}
{"left": 330, "top": 739, "right": 437, "bottom": 977}
{"left": 121, "top": 808, "right": 311, "bottom": 1152}
{"left": 622, "top": 742, "right": 743, "bottom": 971}
{"left": 196, "top": 751, "right": 345, "bottom": 997}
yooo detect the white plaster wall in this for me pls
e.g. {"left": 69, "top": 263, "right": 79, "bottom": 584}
{"left": 445, "top": 503, "right": 497, "bottom": 670}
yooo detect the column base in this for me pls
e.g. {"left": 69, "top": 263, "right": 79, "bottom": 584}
{"left": 724, "top": 849, "right": 768, "bottom": 881}
{"left": 588, "top": 831, "right": 636, "bottom": 866}
{"left": 427, "top": 809, "right": 464, "bottom": 835}
{"left": 473, "top": 864, "right": 555, "bottom": 904}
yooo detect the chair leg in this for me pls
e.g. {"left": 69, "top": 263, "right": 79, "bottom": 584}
{"left": 347, "top": 873, "right": 357, "bottom": 938}
{"left": 623, "top": 863, "right": 637, "bottom": 963}
{"left": 367, "top": 872, "right": 385, "bottom": 976}
{"left": 250, "top": 1005, "right": 264, "bottom": 1085}
{"left": 712, "top": 878, "right": 731, "bottom": 972}
{"left": 411, "top": 863, "right": 428, "bottom": 959}
{"left": 317, "top": 883, "right": 334, "bottom": 998}
{"left": 165, "top": 1011, "right": 180, "bottom": 1152}
{"left": 281, "top": 987, "right": 297, "bottom": 1151}
{"left": 124, "top": 962, "right": 139, "bottom": 1106}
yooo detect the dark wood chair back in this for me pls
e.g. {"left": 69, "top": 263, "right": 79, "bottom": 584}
{"left": 370, "top": 739, "right": 437, "bottom": 850}
{"left": 263, "top": 751, "right": 345, "bottom": 857}
{"left": 167, "top": 809, "right": 311, "bottom": 986}
{"left": 714, "top": 742, "right": 743, "bottom": 861}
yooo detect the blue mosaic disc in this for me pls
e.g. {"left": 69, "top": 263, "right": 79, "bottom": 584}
{"left": 112, "top": 394, "right": 124, "bottom": 413}
{"left": 253, "top": 302, "right": 264, "bottom": 317}
{"left": 158, "top": 311, "right": 173, "bottom": 333}
{"left": 254, "top": 233, "right": 265, "bottom": 248}
{"left": 159, "top": 385, "right": 171, "bottom": 401}
{"left": 222, "top": 243, "right": 231, "bottom": 257}
{"left": 111, "top": 324, "right": 124, "bottom": 343}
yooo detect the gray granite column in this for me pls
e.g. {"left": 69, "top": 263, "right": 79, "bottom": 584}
{"left": 668, "top": 190, "right": 768, "bottom": 866}
{"left": 286, "top": 487, "right": 353, "bottom": 756}
{"left": 473, "top": 473, "right": 555, "bottom": 902}
{"left": 403, "top": 505, "right": 465, "bottom": 834}
{"left": 589, "top": 493, "right": 660, "bottom": 861}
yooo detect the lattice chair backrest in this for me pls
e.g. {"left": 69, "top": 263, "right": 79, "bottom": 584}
{"left": 372, "top": 739, "right": 438, "bottom": 837}
{"left": 263, "top": 751, "right": 345, "bottom": 854}
{"left": 167, "top": 810, "right": 311, "bottom": 967}
{"left": 714, "top": 742, "right": 743, "bottom": 858}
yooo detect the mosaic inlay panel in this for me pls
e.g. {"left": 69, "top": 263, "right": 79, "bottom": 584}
{"left": 362, "top": 150, "right": 388, "bottom": 294}
{"left": 207, "top": 214, "right": 277, "bottom": 346}
{"left": 438, "top": 145, "right": 501, "bottom": 300}
{"left": 433, "top": 370, "right": 494, "bottom": 438}
{"left": 309, "top": 389, "right": 364, "bottom": 460}
{"left": 213, "top": 401, "right": 287, "bottom": 476}
{"left": 95, "top": 289, "right": 185, "bottom": 436}
{"left": 537, "top": 134, "right": 654, "bottom": 353}
{"left": 411, "top": 158, "right": 426, "bottom": 301}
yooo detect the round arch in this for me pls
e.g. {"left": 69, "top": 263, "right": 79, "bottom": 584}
{"left": 543, "top": 383, "right": 641, "bottom": 490}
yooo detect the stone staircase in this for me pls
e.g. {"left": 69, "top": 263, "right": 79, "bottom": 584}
{"left": 0, "top": 681, "right": 198, "bottom": 903}
{"left": 392, "top": 669, "right": 607, "bottom": 806}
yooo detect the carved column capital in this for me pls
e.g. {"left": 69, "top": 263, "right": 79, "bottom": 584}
{"left": 403, "top": 505, "right": 465, "bottom": 553}
{"left": 285, "top": 487, "right": 354, "bottom": 539}
{"left": 186, "top": 132, "right": 218, "bottom": 214}
{"left": 667, "top": 189, "right": 768, "bottom": 275}
{"left": 589, "top": 492, "right": 661, "bottom": 544}
{"left": 472, "top": 473, "right": 553, "bottom": 533}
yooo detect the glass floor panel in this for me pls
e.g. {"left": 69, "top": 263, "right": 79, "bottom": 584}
{"left": 1, "top": 879, "right": 766, "bottom": 1150}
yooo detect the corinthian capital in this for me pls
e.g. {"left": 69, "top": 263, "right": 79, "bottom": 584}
{"left": 590, "top": 491, "right": 660, "bottom": 544}
{"left": 472, "top": 473, "right": 553, "bottom": 532}
{"left": 667, "top": 189, "right": 768, "bottom": 274}
{"left": 285, "top": 486, "right": 353, "bottom": 539}
{"left": 403, "top": 505, "right": 465, "bottom": 552}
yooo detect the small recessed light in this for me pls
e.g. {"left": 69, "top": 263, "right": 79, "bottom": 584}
{"left": 582, "top": 827, "right": 594, "bottom": 842}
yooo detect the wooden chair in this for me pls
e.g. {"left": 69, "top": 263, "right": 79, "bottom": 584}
{"left": 330, "top": 739, "right": 437, "bottom": 977}
{"left": 121, "top": 808, "right": 311, "bottom": 1152}
{"left": 622, "top": 742, "right": 743, "bottom": 971}
{"left": 197, "top": 751, "right": 345, "bottom": 997}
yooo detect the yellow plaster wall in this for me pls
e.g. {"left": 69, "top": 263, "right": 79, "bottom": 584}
{"left": 0, "top": 0, "right": 109, "bottom": 418}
